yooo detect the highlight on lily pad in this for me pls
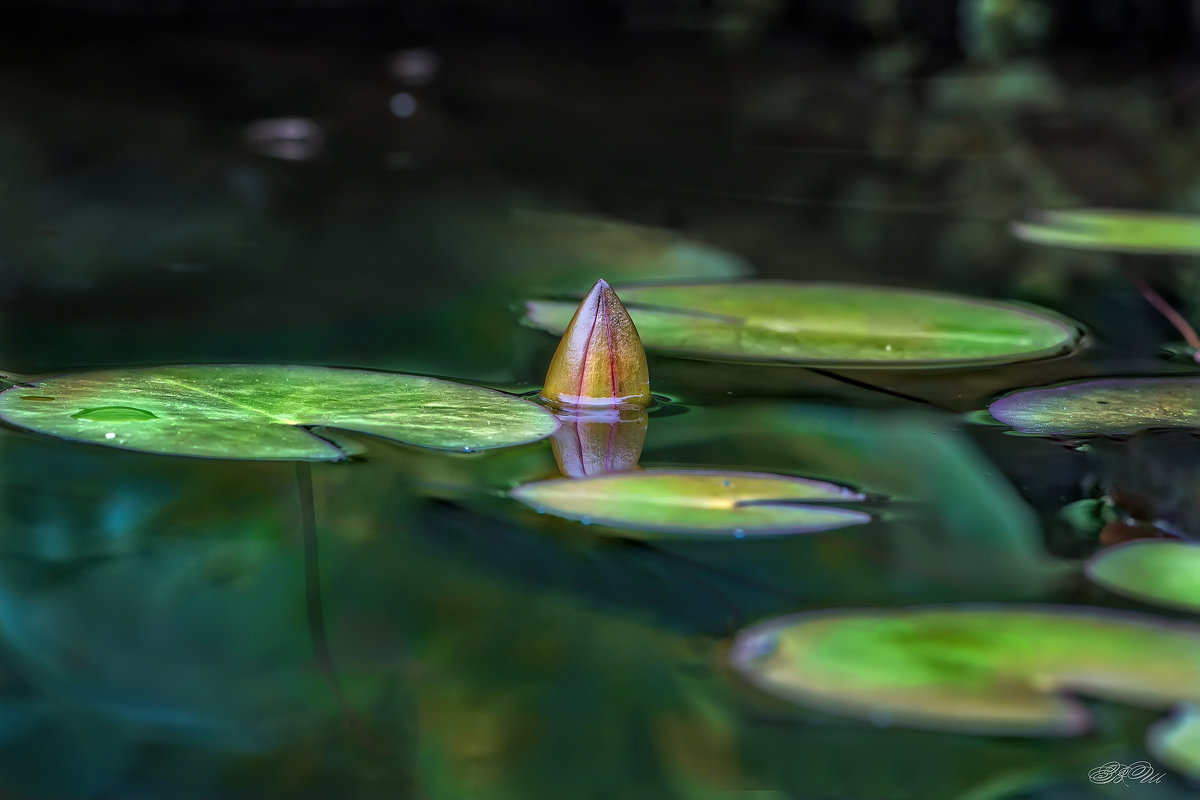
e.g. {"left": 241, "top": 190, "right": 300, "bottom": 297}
{"left": 1087, "top": 541, "right": 1200, "bottom": 614}
{"left": 510, "top": 469, "right": 872, "bottom": 538}
{"left": 988, "top": 377, "right": 1200, "bottom": 435}
{"left": 1012, "top": 208, "right": 1200, "bottom": 255}
{"left": 0, "top": 364, "right": 560, "bottom": 460}
{"left": 1149, "top": 704, "right": 1200, "bottom": 782}
{"left": 523, "top": 282, "right": 1080, "bottom": 368}
{"left": 729, "top": 606, "right": 1200, "bottom": 736}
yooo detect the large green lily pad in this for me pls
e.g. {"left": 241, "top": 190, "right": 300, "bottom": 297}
{"left": 1012, "top": 209, "right": 1200, "bottom": 254}
{"left": 730, "top": 606, "right": 1200, "bottom": 736}
{"left": 523, "top": 282, "right": 1079, "bottom": 367}
{"left": 510, "top": 469, "right": 872, "bottom": 538}
{"left": 989, "top": 377, "right": 1200, "bottom": 435}
{"left": 1087, "top": 541, "right": 1200, "bottom": 614}
{"left": 0, "top": 365, "right": 560, "bottom": 460}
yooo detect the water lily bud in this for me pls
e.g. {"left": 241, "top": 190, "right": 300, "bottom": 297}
{"left": 540, "top": 279, "right": 651, "bottom": 408}
{"left": 551, "top": 407, "right": 647, "bottom": 478}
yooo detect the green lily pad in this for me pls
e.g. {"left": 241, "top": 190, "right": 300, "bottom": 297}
{"left": 1149, "top": 704, "right": 1200, "bottom": 782}
{"left": 1087, "top": 541, "right": 1200, "bottom": 613}
{"left": 503, "top": 209, "right": 752, "bottom": 291}
{"left": 1012, "top": 209, "right": 1200, "bottom": 254}
{"left": 0, "top": 365, "right": 560, "bottom": 460}
{"left": 989, "top": 377, "right": 1200, "bottom": 435}
{"left": 524, "top": 282, "right": 1079, "bottom": 367}
{"left": 730, "top": 606, "right": 1200, "bottom": 736}
{"left": 510, "top": 469, "right": 872, "bottom": 538}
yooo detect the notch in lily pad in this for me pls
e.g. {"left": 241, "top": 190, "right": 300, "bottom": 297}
{"left": 511, "top": 469, "right": 872, "bottom": 538}
{"left": 0, "top": 365, "right": 560, "bottom": 460}
{"left": 730, "top": 606, "right": 1200, "bottom": 738}
{"left": 525, "top": 282, "right": 1081, "bottom": 368}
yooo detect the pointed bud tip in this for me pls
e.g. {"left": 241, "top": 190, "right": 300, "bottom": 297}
{"left": 540, "top": 279, "right": 651, "bottom": 409}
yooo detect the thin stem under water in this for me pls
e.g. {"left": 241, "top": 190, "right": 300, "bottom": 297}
{"left": 295, "top": 462, "right": 377, "bottom": 751}
{"left": 1126, "top": 271, "right": 1200, "bottom": 357}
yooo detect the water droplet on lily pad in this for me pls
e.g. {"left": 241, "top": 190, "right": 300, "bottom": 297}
{"left": 0, "top": 365, "right": 559, "bottom": 460}
{"left": 730, "top": 606, "right": 1200, "bottom": 737}
{"left": 1087, "top": 541, "right": 1200, "bottom": 614}
{"left": 524, "top": 282, "right": 1080, "bottom": 368}
{"left": 989, "top": 377, "right": 1200, "bottom": 435}
{"left": 511, "top": 469, "right": 872, "bottom": 538}
{"left": 1012, "top": 208, "right": 1200, "bottom": 255}
{"left": 72, "top": 406, "right": 158, "bottom": 422}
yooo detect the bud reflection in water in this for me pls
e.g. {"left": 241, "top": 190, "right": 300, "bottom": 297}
{"left": 551, "top": 406, "right": 647, "bottom": 478}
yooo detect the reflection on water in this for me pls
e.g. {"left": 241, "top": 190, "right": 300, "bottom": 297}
{"left": 551, "top": 406, "right": 647, "bottom": 478}
{"left": 3, "top": 22, "right": 1200, "bottom": 800}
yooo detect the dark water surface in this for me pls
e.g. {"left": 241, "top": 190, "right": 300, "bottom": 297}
{"left": 2, "top": 32, "right": 1200, "bottom": 800}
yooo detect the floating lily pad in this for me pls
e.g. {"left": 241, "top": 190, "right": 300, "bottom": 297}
{"left": 1149, "top": 704, "right": 1200, "bottom": 782}
{"left": 504, "top": 209, "right": 752, "bottom": 291}
{"left": 1012, "top": 209, "right": 1200, "bottom": 254}
{"left": 0, "top": 365, "right": 560, "bottom": 460}
{"left": 1087, "top": 541, "right": 1200, "bottom": 614}
{"left": 989, "top": 377, "right": 1200, "bottom": 435}
{"left": 730, "top": 606, "right": 1200, "bottom": 736}
{"left": 524, "top": 282, "right": 1079, "bottom": 367}
{"left": 510, "top": 469, "right": 871, "bottom": 538}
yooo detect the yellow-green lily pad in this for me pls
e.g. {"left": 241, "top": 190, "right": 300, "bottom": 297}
{"left": 523, "top": 282, "right": 1079, "bottom": 368}
{"left": 510, "top": 469, "right": 871, "bottom": 538}
{"left": 730, "top": 606, "right": 1200, "bottom": 736}
{"left": 1149, "top": 704, "right": 1200, "bottom": 782}
{"left": 1012, "top": 209, "right": 1200, "bottom": 255}
{"left": 0, "top": 364, "right": 560, "bottom": 460}
{"left": 989, "top": 377, "right": 1200, "bottom": 435}
{"left": 1087, "top": 541, "right": 1200, "bottom": 614}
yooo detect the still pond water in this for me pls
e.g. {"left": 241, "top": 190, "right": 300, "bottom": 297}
{"left": 1, "top": 39, "right": 1199, "bottom": 799}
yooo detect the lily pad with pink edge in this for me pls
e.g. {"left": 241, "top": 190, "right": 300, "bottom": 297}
{"left": 510, "top": 469, "right": 872, "bottom": 538}
{"left": 989, "top": 377, "right": 1200, "bottom": 435}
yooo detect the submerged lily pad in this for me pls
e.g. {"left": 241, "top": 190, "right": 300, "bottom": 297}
{"left": 510, "top": 469, "right": 871, "bottom": 538}
{"left": 1149, "top": 704, "right": 1200, "bottom": 782}
{"left": 524, "top": 282, "right": 1079, "bottom": 367}
{"left": 1012, "top": 209, "right": 1200, "bottom": 254}
{"left": 730, "top": 606, "right": 1200, "bottom": 736}
{"left": 0, "top": 365, "right": 560, "bottom": 460}
{"left": 989, "top": 377, "right": 1200, "bottom": 435}
{"left": 1087, "top": 541, "right": 1200, "bottom": 613}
